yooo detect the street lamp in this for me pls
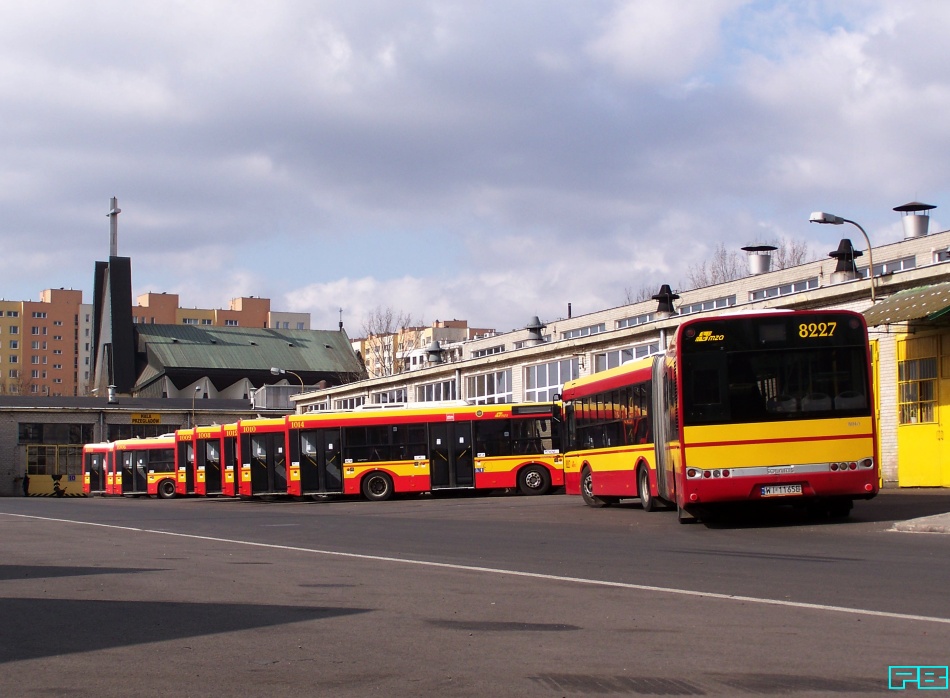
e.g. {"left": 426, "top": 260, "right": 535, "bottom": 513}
{"left": 191, "top": 385, "right": 201, "bottom": 427}
{"left": 809, "top": 211, "right": 876, "bottom": 303}
{"left": 271, "top": 366, "right": 305, "bottom": 394}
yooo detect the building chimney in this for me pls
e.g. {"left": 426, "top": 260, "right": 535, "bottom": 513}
{"left": 425, "top": 340, "right": 444, "bottom": 365}
{"left": 893, "top": 201, "right": 936, "bottom": 239}
{"left": 829, "top": 239, "right": 862, "bottom": 284}
{"left": 742, "top": 245, "right": 777, "bottom": 275}
{"left": 652, "top": 284, "right": 679, "bottom": 319}
{"left": 524, "top": 316, "right": 546, "bottom": 347}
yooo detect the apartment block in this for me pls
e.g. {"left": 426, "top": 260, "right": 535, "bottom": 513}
{"left": 134, "top": 293, "right": 309, "bottom": 330}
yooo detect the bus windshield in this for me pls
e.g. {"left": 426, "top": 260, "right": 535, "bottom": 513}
{"left": 680, "top": 315, "right": 871, "bottom": 426}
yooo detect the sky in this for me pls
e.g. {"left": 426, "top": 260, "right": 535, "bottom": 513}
{"left": 3, "top": 0, "right": 950, "bottom": 335}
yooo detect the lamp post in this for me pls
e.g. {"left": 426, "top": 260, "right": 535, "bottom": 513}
{"left": 809, "top": 212, "right": 876, "bottom": 303}
{"left": 270, "top": 367, "right": 305, "bottom": 393}
{"left": 191, "top": 385, "right": 201, "bottom": 427}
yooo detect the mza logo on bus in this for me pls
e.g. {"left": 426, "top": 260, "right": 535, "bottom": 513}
{"left": 694, "top": 330, "right": 724, "bottom": 342}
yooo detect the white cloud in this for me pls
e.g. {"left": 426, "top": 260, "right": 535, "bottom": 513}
{"left": 2, "top": 1, "right": 950, "bottom": 337}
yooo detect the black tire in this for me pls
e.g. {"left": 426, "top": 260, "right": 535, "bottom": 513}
{"left": 157, "top": 479, "right": 177, "bottom": 499}
{"left": 638, "top": 466, "right": 656, "bottom": 512}
{"left": 580, "top": 466, "right": 613, "bottom": 507}
{"left": 518, "top": 464, "right": 551, "bottom": 496}
{"left": 361, "top": 471, "right": 393, "bottom": 502}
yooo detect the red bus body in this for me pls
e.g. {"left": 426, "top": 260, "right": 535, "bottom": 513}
{"left": 563, "top": 309, "right": 878, "bottom": 521}
{"left": 286, "top": 403, "right": 563, "bottom": 500}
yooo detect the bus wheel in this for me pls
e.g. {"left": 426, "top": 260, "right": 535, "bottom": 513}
{"left": 157, "top": 479, "right": 177, "bottom": 499}
{"left": 581, "top": 467, "right": 612, "bottom": 508}
{"left": 518, "top": 464, "right": 551, "bottom": 496}
{"left": 361, "top": 472, "right": 393, "bottom": 502}
{"left": 638, "top": 466, "right": 656, "bottom": 512}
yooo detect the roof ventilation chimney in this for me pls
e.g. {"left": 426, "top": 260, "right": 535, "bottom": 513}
{"left": 652, "top": 284, "right": 679, "bottom": 319}
{"left": 742, "top": 244, "right": 777, "bottom": 275}
{"left": 893, "top": 201, "right": 936, "bottom": 239}
{"left": 425, "top": 340, "right": 444, "bottom": 365}
{"left": 524, "top": 316, "right": 546, "bottom": 347}
{"left": 829, "top": 239, "right": 862, "bottom": 284}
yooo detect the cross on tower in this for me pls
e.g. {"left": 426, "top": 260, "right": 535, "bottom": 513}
{"left": 107, "top": 196, "right": 121, "bottom": 257}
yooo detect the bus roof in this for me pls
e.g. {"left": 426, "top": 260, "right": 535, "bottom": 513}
{"left": 560, "top": 355, "right": 654, "bottom": 402}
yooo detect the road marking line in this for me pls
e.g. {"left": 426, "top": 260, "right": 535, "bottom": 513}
{"left": 6, "top": 512, "right": 950, "bottom": 626}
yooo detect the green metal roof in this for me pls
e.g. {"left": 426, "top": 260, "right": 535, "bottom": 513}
{"left": 133, "top": 325, "right": 364, "bottom": 390}
{"left": 863, "top": 282, "right": 950, "bottom": 327}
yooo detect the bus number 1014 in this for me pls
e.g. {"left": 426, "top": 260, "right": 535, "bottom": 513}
{"left": 798, "top": 322, "right": 836, "bottom": 338}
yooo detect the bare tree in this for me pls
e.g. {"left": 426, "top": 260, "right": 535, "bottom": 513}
{"left": 771, "top": 237, "right": 813, "bottom": 270}
{"left": 686, "top": 243, "right": 746, "bottom": 289}
{"left": 686, "top": 238, "right": 815, "bottom": 290}
{"left": 360, "top": 306, "right": 423, "bottom": 378}
{"left": 622, "top": 284, "right": 660, "bottom": 305}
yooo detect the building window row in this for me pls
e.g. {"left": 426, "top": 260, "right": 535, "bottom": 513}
{"left": 750, "top": 278, "right": 819, "bottom": 301}
{"left": 372, "top": 388, "right": 407, "bottom": 404}
{"left": 525, "top": 358, "right": 579, "bottom": 402}
{"left": 679, "top": 295, "right": 737, "bottom": 316}
{"left": 593, "top": 342, "right": 661, "bottom": 373}
{"left": 416, "top": 379, "right": 457, "bottom": 403}
{"left": 561, "top": 323, "right": 606, "bottom": 340}
{"left": 472, "top": 344, "right": 505, "bottom": 358}
{"left": 467, "top": 369, "right": 513, "bottom": 405}
{"left": 617, "top": 312, "right": 654, "bottom": 329}
{"left": 334, "top": 396, "right": 365, "bottom": 410}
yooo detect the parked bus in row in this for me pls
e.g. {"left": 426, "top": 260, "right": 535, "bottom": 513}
{"left": 287, "top": 402, "right": 562, "bottom": 500}
{"left": 561, "top": 309, "right": 878, "bottom": 522}
{"left": 82, "top": 435, "right": 178, "bottom": 498}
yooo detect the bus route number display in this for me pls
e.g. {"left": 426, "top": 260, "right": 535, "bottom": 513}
{"left": 798, "top": 321, "right": 836, "bottom": 338}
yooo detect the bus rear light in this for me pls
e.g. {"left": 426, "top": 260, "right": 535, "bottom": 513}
{"left": 860, "top": 458, "right": 873, "bottom": 469}
{"left": 830, "top": 463, "right": 839, "bottom": 471}
{"left": 703, "top": 471, "right": 711, "bottom": 478}
{"left": 848, "top": 462, "right": 857, "bottom": 470}
{"left": 687, "top": 469, "right": 699, "bottom": 479}
{"left": 721, "top": 469, "right": 730, "bottom": 477}
{"left": 689, "top": 493, "right": 698, "bottom": 502}
{"left": 865, "top": 483, "right": 874, "bottom": 492}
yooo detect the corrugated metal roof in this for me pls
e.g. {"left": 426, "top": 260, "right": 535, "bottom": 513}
{"left": 135, "top": 325, "right": 363, "bottom": 374}
{"left": 863, "top": 282, "right": 950, "bottom": 327}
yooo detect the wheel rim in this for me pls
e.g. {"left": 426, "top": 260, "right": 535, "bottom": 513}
{"left": 524, "top": 469, "right": 543, "bottom": 490}
{"left": 368, "top": 476, "right": 387, "bottom": 496}
{"left": 639, "top": 470, "right": 650, "bottom": 504}
{"left": 582, "top": 471, "right": 593, "bottom": 498}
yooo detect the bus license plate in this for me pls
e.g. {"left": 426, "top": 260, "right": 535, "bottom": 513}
{"left": 761, "top": 484, "right": 802, "bottom": 497}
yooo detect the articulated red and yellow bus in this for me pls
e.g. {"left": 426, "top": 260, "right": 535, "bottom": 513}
{"left": 238, "top": 402, "right": 561, "bottom": 501}
{"left": 562, "top": 309, "right": 878, "bottom": 522}
{"left": 82, "top": 436, "right": 179, "bottom": 498}
{"left": 82, "top": 441, "right": 115, "bottom": 495}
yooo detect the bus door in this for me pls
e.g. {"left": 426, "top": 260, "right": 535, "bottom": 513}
{"left": 177, "top": 439, "right": 195, "bottom": 495}
{"left": 247, "top": 432, "right": 288, "bottom": 494}
{"left": 85, "top": 451, "right": 106, "bottom": 493}
{"left": 222, "top": 433, "right": 238, "bottom": 496}
{"left": 429, "top": 422, "right": 475, "bottom": 490}
{"left": 299, "top": 429, "right": 344, "bottom": 494}
{"left": 130, "top": 452, "right": 149, "bottom": 494}
{"left": 199, "top": 439, "right": 223, "bottom": 495}
{"left": 651, "top": 355, "right": 675, "bottom": 502}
